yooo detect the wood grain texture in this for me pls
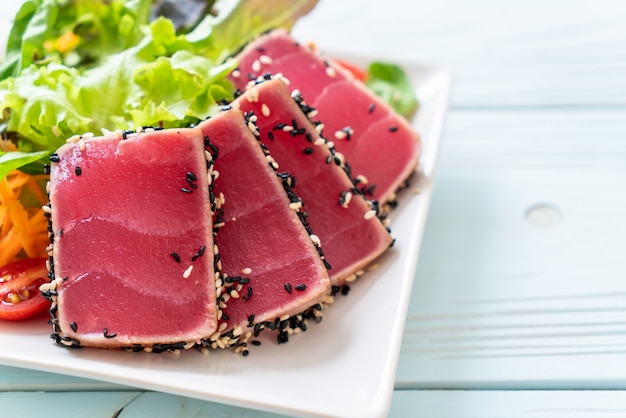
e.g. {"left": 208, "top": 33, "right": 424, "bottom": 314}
{"left": 389, "top": 390, "right": 626, "bottom": 417}
{"left": 293, "top": 0, "right": 626, "bottom": 107}
{"left": 397, "top": 110, "right": 626, "bottom": 388}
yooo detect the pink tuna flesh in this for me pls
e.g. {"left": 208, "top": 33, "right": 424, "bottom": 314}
{"left": 231, "top": 79, "right": 392, "bottom": 286}
{"left": 197, "top": 110, "right": 330, "bottom": 336}
{"left": 229, "top": 29, "right": 421, "bottom": 203}
{"left": 48, "top": 128, "right": 217, "bottom": 349}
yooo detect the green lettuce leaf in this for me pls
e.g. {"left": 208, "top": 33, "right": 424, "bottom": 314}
{"left": 0, "top": 0, "right": 319, "bottom": 175}
{"left": 186, "top": 0, "right": 318, "bottom": 63}
{"left": 366, "top": 61, "right": 419, "bottom": 119}
{"left": 0, "top": 18, "right": 237, "bottom": 153}
{"left": 0, "top": 0, "right": 152, "bottom": 79}
{"left": 0, "top": 150, "right": 49, "bottom": 180}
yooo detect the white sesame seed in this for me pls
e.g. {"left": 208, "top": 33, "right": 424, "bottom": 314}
{"left": 334, "top": 130, "right": 347, "bottom": 140}
{"left": 183, "top": 265, "right": 194, "bottom": 278}
{"left": 280, "top": 314, "right": 290, "bottom": 321}
{"left": 315, "top": 123, "right": 325, "bottom": 134}
{"left": 364, "top": 210, "right": 377, "bottom": 220}
{"left": 326, "top": 66, "right": 337, "bottom": 78}
{"left": 259, "top": 54, "right": 273, "bottom": 65}
{"left": 247, "top": 88, "right": 259, "bottom": 103}
{"left": 341, "top": 192, "right": 352, "bottom": 208}
{"left": 345, "top": 273, "right": 358, "bottom": 283}
{"left": 218, "top": 322, "right": 227, "bottom": 332}
{"left": 310, "top": 234, "right": 321, "bottom": 246}
{"left": 232, "top": 69, "right": 241, "bottom": 78}
{"left": 252, "top": 59, "right": 261, "bottom": 72}
{"left": 78, "top": 138, "right": 86, "bottom": 151}
{"left": 289, "top": 201, "right": 302, "bottom": 211}
{"left": 241, "top": 267, "right": 252, "bottom": 275}
{"left": 368, "top": 263, "right": 380, "bottom": 271}
{"left": 39, "top": 282, "right": 56, "bottom": 292}
{"left": 314, "top": 138, "right": 326, "bottom": 146}
{"left": 261, "top": 104, "right": 270, "bottom": 116}
{"left": 248, "top": 120, "right": 257, "bottom": 134}
{"left": 282, "top": 125, "right": 294, "bottom": 132}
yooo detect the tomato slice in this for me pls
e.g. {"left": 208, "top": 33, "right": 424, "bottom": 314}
{"left": 334, "top": 59, "right": 367, "bottom": 82}
{"left": 0, "top": 258, "right": 51, "bottom": 321}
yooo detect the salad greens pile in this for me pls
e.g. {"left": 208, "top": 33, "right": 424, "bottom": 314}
{"left": 0, "top": 0, "right": 318, "bottom": 179}
{"left": 0, "top": 0, "right": 417, "bottom": 181}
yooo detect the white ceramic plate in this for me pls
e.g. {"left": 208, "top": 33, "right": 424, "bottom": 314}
{"left": 0, "top": 8, "right": 450, "bottom": 418}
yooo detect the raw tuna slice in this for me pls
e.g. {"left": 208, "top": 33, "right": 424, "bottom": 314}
{"left": 229, "top": 29, "right": 421, "bottom": 204}
{"left": 196, "top": 110, "right": 331, "bottom": 351}
{"left": 231, "top": 78, "right": 393, "bottom": 287}
{"left": 44, "top": 127, "right": 218, "bottom": 351}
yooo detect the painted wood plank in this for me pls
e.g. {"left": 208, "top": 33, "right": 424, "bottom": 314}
{"left": 0, "top": 364, "right": 123, "bottom": 390}
{"left": 4, "top": 389, "right": 626, "bottom": 417}
{"left": 293, "top": 0, "right": 626, "bottom": 107}
{"left": 397, "top": 110, "right": 626, "bottom": 388}
{"left": 390, "top": 390, "right": 626, "bottom": 418}
{"left": 0, "top": 391, "right": 141, "bottom": 417}
{"left": 117, "top": 392, "right": 289, "bottom": 418}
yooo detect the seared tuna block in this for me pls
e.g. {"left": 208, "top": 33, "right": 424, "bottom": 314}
{"left": 229, "top": 29, "right": 421, "bottom": 204}
{"left": 197, "top": 110, "right": 331, "bottom": 351}
{"left": 45, "top": 127, "right": 218, "bottom": 350}
{"left": 231, "top": 78, "right": 392, "bottom": 287}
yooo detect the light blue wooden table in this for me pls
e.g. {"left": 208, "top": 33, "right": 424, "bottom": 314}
{"left": 2, "top": 0, "right": 626, "bottom": 416}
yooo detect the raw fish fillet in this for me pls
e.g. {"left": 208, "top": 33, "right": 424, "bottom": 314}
{"left": 230, "top": 29, "right": 421, "bottom": 204}
{"left": 45, "top": 127, "right": 217, "bottom": 350}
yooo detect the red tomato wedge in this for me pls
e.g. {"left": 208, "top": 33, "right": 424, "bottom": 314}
{"left": 333, "top": 59, "right": 367, "bottom": 82}
{"left": 0, "top": 258, "right": 51, "bottom": 321}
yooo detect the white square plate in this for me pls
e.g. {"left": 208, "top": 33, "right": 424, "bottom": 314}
{"left": 0, "top": 10, "right": 450, "bottom": 415}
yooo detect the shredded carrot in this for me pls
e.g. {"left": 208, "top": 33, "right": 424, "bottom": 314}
{"left": 0, "top": 170, "right": 49, "bottom": 266}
